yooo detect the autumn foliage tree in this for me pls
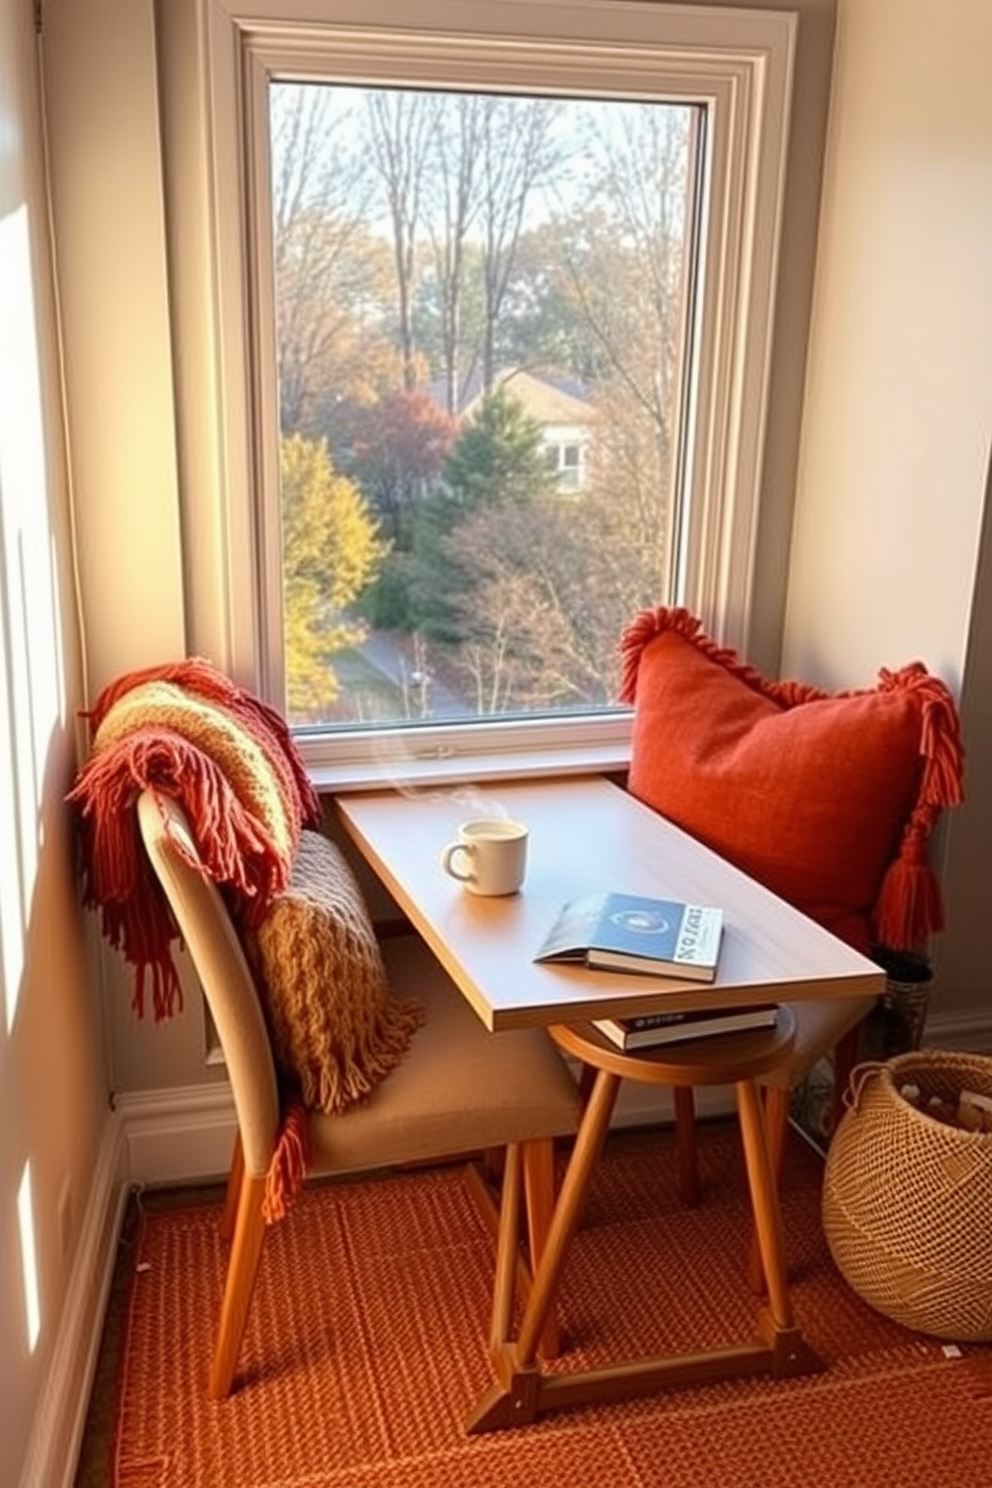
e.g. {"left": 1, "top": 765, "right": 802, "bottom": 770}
{"left": 341, "top": 389, "right": 456, "bottom": 542}
{"left": 280, "top": 433, "right": 389, "bottom": 720}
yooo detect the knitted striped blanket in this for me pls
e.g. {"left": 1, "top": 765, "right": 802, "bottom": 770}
{"left": 68, "top": 658, "right": 322, "bottom": 1020}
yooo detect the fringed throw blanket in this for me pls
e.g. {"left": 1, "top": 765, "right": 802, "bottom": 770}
{"left": 68, "top": 658, "right": 322, "bottom": 1020}
{"left": 69, "top": 659, "right": 333, "bottom": 1218}
{"left": 68, "top": 659, "right": 430, "bottom": 1220}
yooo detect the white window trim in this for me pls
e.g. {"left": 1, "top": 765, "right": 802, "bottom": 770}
{"left": 158, "top": 0, "right": 796, "bottom": 788}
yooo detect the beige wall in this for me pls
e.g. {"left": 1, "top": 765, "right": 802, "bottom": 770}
{"left": 42, "top": 0, "right": 186, "bottom": 685}
{"left": 0, "top": 1, "right": 108, "bottom": 1484}
{"left": 41, "top": 0, "right": 226, "bottom": 1099}
{"left": 783, "top": 0, "right": 992, "bottom": 1022}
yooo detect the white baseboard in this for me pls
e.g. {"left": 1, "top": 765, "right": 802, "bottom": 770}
{"left": 118, "top": 1081, "right": 238, "bottom": 1187}
{"left": 924, "top": 1007, "right": 992, "bottom": 1054}
{"left": 19, "top": 1110, "right": 128, "bottom": 1488}
{"left": 113, "top": 1003, "right": 992, "bottom": 1189}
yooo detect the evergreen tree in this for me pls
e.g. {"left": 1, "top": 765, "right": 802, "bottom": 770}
{"left": 406, "top": 386, "right": 554, "bottom": 643}
{"left": 441, "top": 385, "right": 553, "bottom": 510}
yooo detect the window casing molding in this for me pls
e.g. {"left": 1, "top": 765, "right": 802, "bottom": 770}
{"left": 158, "top": 0, "right": 796, "bottom": 785}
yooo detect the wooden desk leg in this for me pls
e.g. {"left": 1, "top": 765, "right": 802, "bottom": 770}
{"left": 522, "top": 1138, "right": 560, "bottom": 1359}
{"left": 747, "top": 1085, "right": 790, "bottom": 1295}
{"left": 490, "top": 1142, "right": 522, "bottom": 1356}
{"left": 465, "top": 1069, "right": 621, "bottom": 1434}
{"left": 735, "top": 1078, "right": 820, "bottom": 1377}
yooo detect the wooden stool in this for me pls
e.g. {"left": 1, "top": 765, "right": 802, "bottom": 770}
{"left": 466, "top": 1005, "right": 823, "bottom": 1433}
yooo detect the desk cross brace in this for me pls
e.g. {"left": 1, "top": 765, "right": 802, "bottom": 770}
{"left": 465, "top": 1066, "right": 821, "bottom": 1434}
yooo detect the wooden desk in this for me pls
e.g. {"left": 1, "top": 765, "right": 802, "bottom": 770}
{"left": 335, "top": 776, "right": 885, "bottom": 1429}
{"left": 336, "top": 776, "right": 884, "bottom": 1029}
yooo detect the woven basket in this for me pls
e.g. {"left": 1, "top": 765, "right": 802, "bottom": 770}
{"left": 822, "top": 1049, "right": 992, "bottom": 1341}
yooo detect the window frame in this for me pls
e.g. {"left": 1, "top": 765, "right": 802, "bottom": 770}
{"left": 159, "top": 0, "right": 796, "bottom": 787}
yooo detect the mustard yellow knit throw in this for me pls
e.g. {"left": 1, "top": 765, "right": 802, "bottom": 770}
{"left": 248, "top": 830, "right": 424, "bottom": 1115}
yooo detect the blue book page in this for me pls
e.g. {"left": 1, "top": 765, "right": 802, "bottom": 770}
{"left": 535, "top": 892, "right": 722, "bottom": 975}
{"left": 588, "top": 893, "right": 685, "bottom": 961}
{"left": 533, "top": 892, "right": 615, "bottom": 960}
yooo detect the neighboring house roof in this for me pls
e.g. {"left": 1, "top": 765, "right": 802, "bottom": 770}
{"left": 430, "top": 367, "right": 592, "bottom": 427}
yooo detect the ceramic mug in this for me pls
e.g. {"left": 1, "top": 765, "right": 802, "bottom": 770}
{"left": 440, "top": 818, "right": 529, "bottom": 896}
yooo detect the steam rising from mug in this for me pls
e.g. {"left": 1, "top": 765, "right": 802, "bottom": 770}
{"left": 370, "top": 730, "right": 511, "bottom": 819}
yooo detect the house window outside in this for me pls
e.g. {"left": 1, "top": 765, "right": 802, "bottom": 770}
{"left": 169, "top": 1, "right": 797, "bottom": 783}
{"left": 560, "top": 445, "right": 584, "bottom": 485}
{"left": 543, "top": 440, "right": 586, "bottom": 491}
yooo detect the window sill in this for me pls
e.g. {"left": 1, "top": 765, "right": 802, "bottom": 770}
{"left": 308, "top": 739, "right": 631, "bottom": 794}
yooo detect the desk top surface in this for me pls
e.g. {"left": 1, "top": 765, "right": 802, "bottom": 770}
{"left": 335, "top": 775, "right": 885, "bottom": 1031}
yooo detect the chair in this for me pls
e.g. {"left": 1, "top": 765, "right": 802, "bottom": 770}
{"left": 136, "top": 789, "right": 582, "bottom": 1398}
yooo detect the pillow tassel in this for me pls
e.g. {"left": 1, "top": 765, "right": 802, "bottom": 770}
{"left": 873, "top": 821, "right": 945, "bottom": 951}
{"left": 872, "top": 665, "right": 965, "bottom": 951}
{"left": 262, "top": 1099, "right": 311, "bottom": 1224}
{"left": 878, "top": 663, "right": 965, "bottom": 811}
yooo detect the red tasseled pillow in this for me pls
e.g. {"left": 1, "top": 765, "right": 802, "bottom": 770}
{"left": 619, "top": 608, "right": 965, "bottom": 955}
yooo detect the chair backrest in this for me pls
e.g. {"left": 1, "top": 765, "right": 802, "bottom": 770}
{"left": 136, "top": 789, "right": 281, "bottom": 1176}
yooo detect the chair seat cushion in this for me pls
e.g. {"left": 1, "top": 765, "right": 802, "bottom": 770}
{"left": 308, "top": 936, "right": 582, "bottom": 1175}
{"left": 247, "top": 831, "right": 423, "bottom": 1113}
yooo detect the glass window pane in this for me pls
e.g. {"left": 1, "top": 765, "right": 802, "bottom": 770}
{"left": 270, "top": 82, "right": 699, "bottom": 733}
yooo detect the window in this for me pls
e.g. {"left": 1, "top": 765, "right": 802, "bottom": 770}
{"left": 271, "top": 83, "right": 699, "bottom": 730}
{"left": 161, "top": 1, "right": 796, "bottom": 785}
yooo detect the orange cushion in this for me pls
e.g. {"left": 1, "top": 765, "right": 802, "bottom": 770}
{"left": 619, "top": 609, "right": 964, "bottom": 953}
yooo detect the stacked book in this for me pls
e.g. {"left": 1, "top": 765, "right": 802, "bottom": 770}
{"left": 535, "top": 889, "right": 777, "bottom": 1050}
{"left": 592, "top": 1003, "right": 778, "bottom": 1052}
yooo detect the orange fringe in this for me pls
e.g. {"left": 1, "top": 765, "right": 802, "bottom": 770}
{"left": 67, "top": 658, "right": 321, "bottom": 1019}
{"left": 872, "top": 665, "right": 965, "bottom": 948}
{"left": 262, "top": 1100, "right": 312, "bottom": 1223}
{"left": 83, "top": 657, "right": 321, "bottom": 830}
{"left": 618, "top": 607, "right": 965, "bottom": 952}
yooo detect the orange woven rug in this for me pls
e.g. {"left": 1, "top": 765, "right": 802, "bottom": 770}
{"left": 109, "top": 1125, "right": 992, "bottom": 1488}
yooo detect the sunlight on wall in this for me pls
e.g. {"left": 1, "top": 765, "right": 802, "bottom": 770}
{"left": 17, "top": 1160, "right": 41, "bottom": 1352}
{"left": 0, "top": 202, "right": 66, "bottom": 1034}
{"left": 0, "top": 518, "right": 20, "bottom": 1035}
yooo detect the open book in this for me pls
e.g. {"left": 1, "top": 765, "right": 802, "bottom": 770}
{"left": 534, "top": 891, "right": 724, "bottom": 982}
